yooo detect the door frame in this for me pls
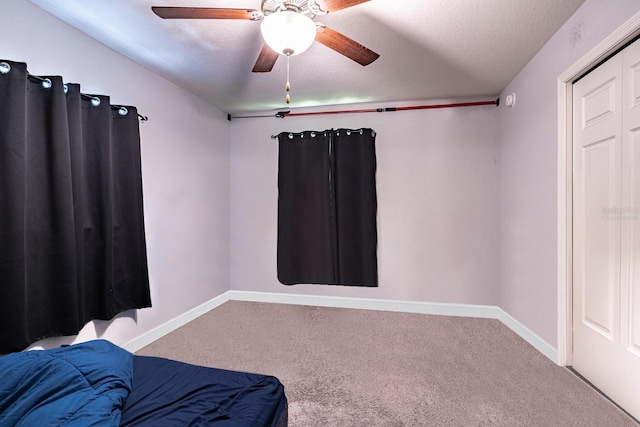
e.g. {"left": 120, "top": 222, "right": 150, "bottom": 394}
{"left": 557, "top": 12, "right": 640, "bottom": 366}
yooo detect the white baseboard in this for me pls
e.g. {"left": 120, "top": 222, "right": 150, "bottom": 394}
{"left": 229, "top": 290, "right": 499, "bottom": 318}
{"left": 122, "top": 291, "right": 231, "bottom": 353}
{"left": 493, "top": 307, "right": 558, "bottom": 362}
{"left": 228, "top": 291, "right": 558, "bottom": 363}
{"left": 124, "top": 290, "right": 558, "bottom": 364}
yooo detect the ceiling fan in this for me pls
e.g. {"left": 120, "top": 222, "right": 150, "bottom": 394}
{"left": 151, "top": 0, "right": 380, "bottom": 73}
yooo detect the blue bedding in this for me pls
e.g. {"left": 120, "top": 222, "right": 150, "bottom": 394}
{"left": 0, "top": 340, "right": 287, "bottom": 427}
{"left": 120, "top": 356, "right": 288, "bottom": 427}
{"left": 0, "top": 340, "right": 133, "bottom": 426}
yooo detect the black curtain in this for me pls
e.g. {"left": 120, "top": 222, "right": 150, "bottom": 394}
{"left": 0, "top": 60, "right": 151, "bottom": 354}
{"left": 277, "top": 128, "right": 378, "bottom": 286}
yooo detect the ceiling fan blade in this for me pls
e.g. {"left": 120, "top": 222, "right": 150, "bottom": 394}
{"left": 252, "top": 45, "right": 279, "bottom": 73}
{"left": 317, "top": 0, "right": 370, "bottom": 13}
{"left": 152, "top": 7, "right": 261, "bottom": 20}
{"left": 316, "top": 26, "right": 379, "bottom": 66}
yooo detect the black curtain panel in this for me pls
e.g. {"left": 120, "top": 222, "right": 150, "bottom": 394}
{"left": 0, "top": 60, "right": 151, "bottom": 353}
{"left": 277, "top": 128, "right": 378, "bottom": 287}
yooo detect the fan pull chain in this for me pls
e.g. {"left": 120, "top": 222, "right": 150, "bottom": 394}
{"left": 285, "top": 52, "right": 291, "bottom": 104}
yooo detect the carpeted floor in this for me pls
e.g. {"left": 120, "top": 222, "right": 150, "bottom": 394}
{"left": 136, "top": 301, "right": 638, "bottom": 426}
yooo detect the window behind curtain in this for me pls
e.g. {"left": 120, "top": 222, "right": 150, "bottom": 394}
{"left": 277, "top": 128, "right": 378, "bottom": 287}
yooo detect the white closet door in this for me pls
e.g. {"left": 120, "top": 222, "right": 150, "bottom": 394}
{"left": 573, "top": 39, "right": 640, "bottom": 421}
{"left": 620, "top": 38, "right": 640, "bottom": 419}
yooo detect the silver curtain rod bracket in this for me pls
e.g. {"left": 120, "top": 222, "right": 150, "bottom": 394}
{"left": 112, "top": 104, "right": 148, "bottom": 122}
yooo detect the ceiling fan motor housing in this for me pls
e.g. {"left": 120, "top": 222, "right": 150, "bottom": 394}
{"left": 262, "top": 0, "right": 327, "bottom": 17}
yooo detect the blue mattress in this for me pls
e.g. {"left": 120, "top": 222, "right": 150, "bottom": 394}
{"left": 120, "top": 356, "right": 288, "bottom": 427}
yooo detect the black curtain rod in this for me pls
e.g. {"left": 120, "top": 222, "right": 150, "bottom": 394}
{"left": 229, "top": 98, "right": 499, "bottom": 121}
{"left": 25, "top": 72, "right": 148, "bottom": 122}
{"left": 1, "top": 62, "right": 148, "bottom": 122}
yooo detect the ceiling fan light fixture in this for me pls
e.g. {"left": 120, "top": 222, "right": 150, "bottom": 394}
{"left": 260, "top": 10, "right": 317, "bottom": 56}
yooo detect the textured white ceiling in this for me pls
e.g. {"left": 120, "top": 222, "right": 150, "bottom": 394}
{"left": 29, "top": 0, "right": 585, "bottom": 115}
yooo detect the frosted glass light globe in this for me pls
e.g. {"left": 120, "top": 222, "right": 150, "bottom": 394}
{"left": 261, "top": 11, "right": 317, "bottom": 56}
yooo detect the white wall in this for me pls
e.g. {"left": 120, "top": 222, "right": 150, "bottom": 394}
{"left": 230, "top": 101, "right": 499, "bottom": 305}
{"left": 10, "top": 0, "right": 635, "bottom": 358}
{"left": 2, "top": 0, "right": 231, "bottom": 349}
{"left": 497, "top": 0, "right": 640, "bottom": 346}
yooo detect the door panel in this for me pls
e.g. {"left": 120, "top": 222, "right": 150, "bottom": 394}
{"left": 573, "top": 49, "right": 622, "bottom": 361}
{"left": 625, "top": 47, "right": 640, "bottom": 362}
{"left": 582, "top": 137, "right": 618, "bottom": 338}
{"left": 583, "top": 78, "right": 617, "bottom": 127}
{"left": 630, "top": 129, "right": 640, "bottom": 356}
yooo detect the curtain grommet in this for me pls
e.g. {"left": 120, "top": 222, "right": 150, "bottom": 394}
{"left": 41, "top": 78, "right": 52, "bottom": 89}
{"left": 0, "top": 62, "right": 10, "bottom": 74}
{"left": 91, "top": 97, "right": 101, "bottom": 107}
{"left": 310, "top": 132, "right": 316, "bottom": 137}
{"left": 63, "top": 84, "right": 69, "bottom": 94}
{"left": 288, "top": 133, "right": 293, "bottom": 139}
{"left": 118, "top": 106, "right": 128, "bottom": 116}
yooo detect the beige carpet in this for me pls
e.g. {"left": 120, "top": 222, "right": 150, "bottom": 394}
{"left": 136, "top": 301, "right": 638, "bottom": 426}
